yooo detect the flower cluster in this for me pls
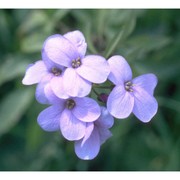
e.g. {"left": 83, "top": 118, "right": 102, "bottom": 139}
{"left": 22, "top": 30, "right": 158, "bottom": 160}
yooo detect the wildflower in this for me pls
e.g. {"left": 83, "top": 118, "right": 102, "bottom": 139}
{"left": 37, "top": 87, "right": 101, "bottom": 141}
{"left": 22, "top": 61, "right": 69, "bottom": 104}
{"left": 74, "top": 107, "right": 114, "bottom": 160}
{"left": 22, "top": 30, "right": 91, "bottom": 102}
{"left": 42, "top": 31, "right": 110, "bottom": 97}
{"left": 107, "top": 55, "right": 158, "bottom": 122}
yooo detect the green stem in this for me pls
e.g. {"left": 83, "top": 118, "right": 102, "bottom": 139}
{"left": 104, "top": 30, "right": 124, "bottom": 59}
{"left": 93, "top": 85, "right": 114, "bottom": 89}
{"left": 85, "top": 22, "right": 98, "bottom": 54}
{"left": 92, "top": 87, "right": 100, "bottom": 97}
{"left": 157, "top": 96, "right": 180, "bottom": 113}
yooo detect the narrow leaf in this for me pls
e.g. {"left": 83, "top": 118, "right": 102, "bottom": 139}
{"left": 0, "top": 57, "right": 30, "bottom": 86}
{"left": 0, "top": 88, "right": 34, "bottom": 136}
{"left": 104, "top": 17, "right": 136, "bottom": 59}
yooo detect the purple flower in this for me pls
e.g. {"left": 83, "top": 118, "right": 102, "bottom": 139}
{"left": 74, "top": 107, "right": 114, "bottom": 160}
{"left": 42, "top": 31, "right": 110, "bottom": 97}
{"left": 107, "top": 55, "right": 158, "bottom": 123}
{"left": 22, "top": 30, "right": 90, "bottom": 103}
{"left": 37, "top": 86, "right": 101, "bottom": 141}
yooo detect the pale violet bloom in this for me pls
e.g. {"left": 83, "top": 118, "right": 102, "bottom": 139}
{"left": 42, "top": 31, "right": 110, "bottom": 98}
{"left": 75, "top": 107, "right": 114, "bottom": 160}
{"left": 107, "top": 55, "right": 158, "bottom": 123}
{"left": 37, "top": 85, "right": 101, "bottom": 141}
{"left": 22, "top": 30, "right": 91, "bottom": 103}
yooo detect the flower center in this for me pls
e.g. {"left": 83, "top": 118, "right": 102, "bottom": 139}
{"left": 72, "top": 57, "right": 81, "bottom": 68}
{"left": 51, "top": 67, "right": 62, "bottom": 76}
{"left": 66, "top": 99, "right": 76, "bottom": 110}
{"left": 125, "top": 81, "right": 133, "bottom": 92}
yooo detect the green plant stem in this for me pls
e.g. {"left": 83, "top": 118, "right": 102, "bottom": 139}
{"left": 93, "top": 85, "right": 114, "bottom": 89}
{"left": 104, "top": 30, "right": 124, "bottom": 59}
{"left": 92, "top": 87, "right": 100, "bottom": 97}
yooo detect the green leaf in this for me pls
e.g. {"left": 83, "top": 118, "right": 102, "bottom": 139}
{"left": 165, "top": 138, "right": 180, "bottom": 170}
{"left": 124, "top": 35, "right": 172, "bottom": 61}
{"left": 0, "top": 88, "right": 34, "bottom": 136}
{"left": 84, "top": 22, "right": 98, "bottom": 54}
{"left": 96, "top": 10, "right": 108, "bottom": 36}
{"left": 0, "top": 56, "right": 30, "bottom": 86}
{"left": 0, "top": 10, "right": 11, "bottom": 51}
{"left": 20, "top": 32, "right": 47, "bottom": 53}
{"left": 157, "top": 96, "right": 180, "bottom": 113}
{"left": 104, "top": 17, "right": 136, "bottom": 59}
{"left": 133, "top": 54, "right": 180, "bottom": 80}
{"left": 18, "top": 10, "right": 48, "bottom": 35}
{"left": 20, "top": 10, "right": 70, "bottom": 53}
{"left": 51, "top": 9, "right": 70, "bottom": 23}
{"left": 25, "top": 102, "right": 47, "bottom": 152}
{"left": 71, "top": 10, "right": 93, "bottom": 24}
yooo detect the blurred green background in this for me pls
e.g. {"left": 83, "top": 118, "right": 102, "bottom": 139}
{"left": 0, "top": 9, "right": 180, "bottom": 171}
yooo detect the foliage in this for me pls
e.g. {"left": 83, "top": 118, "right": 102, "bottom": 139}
{"left": 0, "top": 9, "right": 180, "bottom": 170}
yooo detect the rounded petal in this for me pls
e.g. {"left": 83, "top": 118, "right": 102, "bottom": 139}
{"left": 60, "top": 109, "right": 86, "bottom": 141}
{"left": 64, "top": 30, "right": 87, "bottom": 58}
{"left": 42, "top": 34, "right": 79, "bottom": 67}
{"left": 108, "top": 55, "right": 132, "bottom": 85}
{"left": 35, "top": 82, "right": 49, "bottom": 104}
{"left": 22, "top": 60, "right": 48, "bottom": 85}
{"left": 37, "top": 105, "right": 63, "bottom": 132}
{"left": 44, "top": 83, "right": 66, "bottom": 105}
{"left": 50, "top": 76, "right": 69, "bottom": 99}
{"left": 81, "top": 123, "right": 94, "bottom": 146}
{"left": 42, "top": 55, "right": 65, "bottom": 72}
{"left": 76, "top": 55, "right": 110, "bottom": 83}
{"left": 74, "top": 127, "right": 100, "bottom": 160}
{"left": 98, "top": 128, "right": 112, "bottom": 145}
{"left": 96, "top": 107, "right": 114, "bottom": 128}
{"left": 132, "top": 86, "right": 158, "bottom": 123}
{"left": 107, "top": 85, "right": 134, "bottom": 119}
{"left": 72, "top": 97, "right": 101, "bottom": 122}
{"left": 35, "top": 73, "right": 53, "bottom": 104}
{"left": 95, "top": 107, "right": 114, "bottom": 145}
{"left": 132, "top": 73, "right": 158, "bottom": 96}
{"left": 63, "top": 68, "right": 91, "bottom": 97}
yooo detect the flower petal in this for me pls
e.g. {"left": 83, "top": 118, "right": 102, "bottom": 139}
{"left": 74, "top": 127, "right": 100, "bottom": 160}
{"left": 35, "top": 73, "right": 53, "bottom": 104}
{"left": 132, "top": 73, "right": 158, "bottom": 96}
{"left": 60, "top": 109, "right": 86, "bottom": 141}
{"left": 107, "top": 85, "right": 134, "bottom": 119}
{"left": 81, "top": 122, "right": 94, "bottom": 146}
{"left": 43, "top": 56, "right": 64, "bottom": 72}
{"left": 98, "top": 128, "right": 112, "bottom": 145}
{"left": 76, "top": 55, "right": 110, "bottom": 83}
{"left": 50, "top": 76, "right": 69, "bottom": 99}
{"left": 108, "top": 55, "right": 132, "bottom": 85}
{"left": 22, "top": 60, "right": 48, "bottom": 85}
{"left": 96, "top": 107, "right": 114, "bottom": 128}
{"left": 72, "top": 97, "right": 101, "bottom": 122}
{"left": 35, "top": 82, "right": 49, "bottom": 104}
{"left": 64, "top": 30, "right": 87, "bottom": 58}
{"left": 44, "top": 83, "right": 66, "bottom": 105}
{"left": 37, "top": 105, "right": 63, "bottom": 132}
{"left": 63, "top": 68, "right": 91, "bottom": 97}
{"left": 133, "top": 86, "right": 158, "bottom": 123}
{"left": 42, "top": 34, "right": 79, "bottom": 67}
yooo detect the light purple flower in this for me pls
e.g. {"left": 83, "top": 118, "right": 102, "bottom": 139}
{"left": 42, "top": 31, "right": 110, "bottom": 97}
{"left": 74, "top": 107, "right": 114, "bottom": 160}
{"left": 107, "top": 55, "right": 158, "bottom": 123}
{"left": 37, "top": 87, "right": 101, "bottom": 141}
{"left": 22, "top": 30, "right": 90, "bottom": 103}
